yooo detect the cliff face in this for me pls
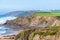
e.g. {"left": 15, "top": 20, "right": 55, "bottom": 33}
{"left": 5, "top": 14, "right": 60, "bottom": 30}
{"left": 5, "top": 17, "right": 29, "bottom": 30}
{"left": 15, "top": 26, "right": 60, "bottom": 40}
{"left": 29, "top": 16, "right": 60, "bottom": 27}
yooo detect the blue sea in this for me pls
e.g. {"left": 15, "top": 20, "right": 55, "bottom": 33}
{"left": 0, "top": 16, "right": 18, "bottom": 36}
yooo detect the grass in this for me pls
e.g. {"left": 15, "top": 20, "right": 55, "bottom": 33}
{"left": 35, "top": 13, "right": 60, "bottom": 16}
{"left": 46, "top": 26, "right": 60, "bottom": 30}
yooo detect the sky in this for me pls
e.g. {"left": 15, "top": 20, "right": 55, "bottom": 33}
{"left": 0, "top": 0, "right": 60, "bottom": 14}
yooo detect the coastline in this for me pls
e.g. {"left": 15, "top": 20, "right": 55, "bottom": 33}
{"left": 0, "top": 30, "right": 22, "bottom": 40}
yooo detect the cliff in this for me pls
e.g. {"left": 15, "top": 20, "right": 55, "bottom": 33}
{"left": 5, "top": 14, "right": 60, "bottom": 30}
{"left": 15, "top": 26, "right": 60, "bottom": 40}
{"left": 4, "top": 14, "right": 60, "bottom": 40}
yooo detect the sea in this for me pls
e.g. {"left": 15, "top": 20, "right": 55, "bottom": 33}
{"left": 0, "top": 16, "right": 18, "bottom": 36}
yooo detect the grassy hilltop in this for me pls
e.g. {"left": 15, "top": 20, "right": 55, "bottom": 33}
{"left": 35, "top": 12, "right": 60, "bottom": 16}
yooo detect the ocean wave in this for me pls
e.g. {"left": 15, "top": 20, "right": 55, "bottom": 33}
{"left": 0, "top": 16, "right": 17, "bottom": 24}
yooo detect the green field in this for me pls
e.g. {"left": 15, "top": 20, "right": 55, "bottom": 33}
{"left": 35, "top": 13, "right": 60, "bottom": 16}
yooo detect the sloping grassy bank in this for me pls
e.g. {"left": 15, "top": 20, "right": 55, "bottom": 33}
{"left": 15, "top": 26, "right": 60, "bottom": 40}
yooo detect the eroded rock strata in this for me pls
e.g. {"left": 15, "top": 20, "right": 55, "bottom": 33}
{"left": 5, "top": 15, "right": 60, "bottom": 30}
{"left": 15, "top": 26, "right": 60, "bottom": 40}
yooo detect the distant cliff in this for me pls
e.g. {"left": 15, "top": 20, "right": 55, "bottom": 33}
{"left": 2, "top": 11, "right": 35, "bottom": 17}
{"left": 5, "top": 14, "right": 60, "bottom": 30}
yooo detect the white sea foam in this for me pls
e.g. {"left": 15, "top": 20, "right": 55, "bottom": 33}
{"left": 0, "top": 26, "right": 6, "bottom": 35}
{"left": 0, "top": 16, "right": 17, "bottom": 24}
{"left": 0, "top": 26, "right": 18, "bottom": 36}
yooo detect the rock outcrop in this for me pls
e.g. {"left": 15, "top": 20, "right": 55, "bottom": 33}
{"left": 5, "top": 17, "right": 29, "bottom": 30}
{"left": 15, "top": 26, "right": 60, "bottom": 40}
{"left": 5, "top": 14, "right": 60, "bottom": 30}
